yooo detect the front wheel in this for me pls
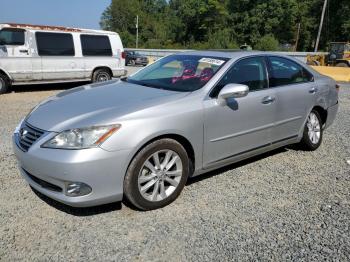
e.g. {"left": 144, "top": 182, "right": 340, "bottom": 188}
{"left": 298, "top": 110, "right": 323, "bottom": 151}
{"left": 336, "top": 62, "right": 350, "bottom": 67}
{"left": 0, "top": 74, "right": 10, "bottom": 94}
{"left": 123, "top": 139, "right": 190, "bottom": 211}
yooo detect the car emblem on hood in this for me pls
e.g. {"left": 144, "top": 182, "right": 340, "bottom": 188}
{"left": 20, "top": 128, "right": 28, "bottom": 139}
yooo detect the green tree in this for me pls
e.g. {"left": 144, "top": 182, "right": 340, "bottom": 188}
{"left": 100, "top": 0, "right": 350, "bottom": 50}
{"left": 254, "top": 34, "right": 280, "bottom": 50}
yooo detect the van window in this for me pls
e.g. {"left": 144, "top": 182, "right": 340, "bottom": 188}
{"left": 80, "top": 35, "right": 112, "bottom": 56}
{"left": 0, "top": 28, "right": 25, "bottom": 45}
{"left": 36, "top": 32, "right": 75, "bottom": 56}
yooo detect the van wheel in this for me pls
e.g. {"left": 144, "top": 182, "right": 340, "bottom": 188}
{"left": 298, "top": 110, "right": 323, "bottom": 151}
{"left": 123, "top": 139, "right": 189, "bottom": 211}
{"left": 0, "top": 74, "right": 10, "bottom": 94}
{"left": 336, "top": 62, "right": 349, "bottom": 67}
{"left": 92, "top": 69, "right": 112, "bottom": 83}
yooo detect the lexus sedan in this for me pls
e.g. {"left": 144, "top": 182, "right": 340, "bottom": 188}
{"left": 13, "top": 51, "right": 339, "bottom": 210}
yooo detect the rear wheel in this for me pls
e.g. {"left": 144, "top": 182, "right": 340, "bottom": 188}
{"left": 298, "top": 110, "right": 323, "bottom": 151}
{"left": 124, "top": 139, "right": 189, "bottom": 211}
{"left": 92, "top": 68, "right": 112, "bottom": 83}
{"left": 0, "top": 74, "right": 10, "bottom": 94}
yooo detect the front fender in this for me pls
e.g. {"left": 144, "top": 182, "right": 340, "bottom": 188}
{"left": 0, "top": 66, "right": 13, "bottom": 82}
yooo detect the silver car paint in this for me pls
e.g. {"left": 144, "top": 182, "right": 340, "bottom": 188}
{"left": 13, "top": 51, "right": 339, "bottom": 207}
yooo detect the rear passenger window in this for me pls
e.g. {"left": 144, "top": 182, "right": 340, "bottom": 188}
{"left": 36, "top": 32, "right": 74, "bottom": 56}
{"left": 268, "top": 57, "right": 313, "bottom": 87}
{"left": 211, "top": 56, "right": 268, "bottom": 97}
{"left": 80, "top": 35, "right": 112, "bottom": 56}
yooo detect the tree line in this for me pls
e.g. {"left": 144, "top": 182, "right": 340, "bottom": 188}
{"left": 100, "top": 0, "right": 350, "bottom": 51}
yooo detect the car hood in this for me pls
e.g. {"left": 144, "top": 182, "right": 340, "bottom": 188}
{"left": 26, "top": 80, "right": 189, "bottom": 132}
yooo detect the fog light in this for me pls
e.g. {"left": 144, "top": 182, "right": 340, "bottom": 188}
{"left": 65, "top": 182, "right": 92, "bottom": 197}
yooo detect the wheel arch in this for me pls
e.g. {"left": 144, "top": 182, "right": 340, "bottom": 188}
{"left": 312, "top": 105, "right": 328, "bottom": 125}
{"left": 0, "top": 68, "right": 12, "bottom": 83}
{"left": 336, "top": 60, "right": 350, "bottom": 67}
{"left": 126, "top": 133, "right": 196, "bottom": 176}
{"left": 91, "top": 66, "right": 113, "bottom": 79}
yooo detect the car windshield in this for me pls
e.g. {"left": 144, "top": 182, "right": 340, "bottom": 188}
{"left": 126, "top": 55, "right": 229, "bottom": 92}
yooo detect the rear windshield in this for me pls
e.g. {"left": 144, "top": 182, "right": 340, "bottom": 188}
{"left": 0, "top": 28, "right": 25, "bottom": 45}
{"left": 126, "top": 55, "right": 229, "bottom": 92}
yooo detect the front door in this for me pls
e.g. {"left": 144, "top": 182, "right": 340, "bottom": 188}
{"left": 0, "top": 28, "right": 34, "bottom": 81}
{"left": 203, "top": 56, "right": 276, "bottom": 167}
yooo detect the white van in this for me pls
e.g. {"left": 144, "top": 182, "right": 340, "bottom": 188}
{"left": 0, "top": 23, "right": 126, "bottom": 94}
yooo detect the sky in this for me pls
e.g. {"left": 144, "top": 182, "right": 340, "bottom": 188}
{"left": 0, "top": 0, "right": 111, "bottom": 29}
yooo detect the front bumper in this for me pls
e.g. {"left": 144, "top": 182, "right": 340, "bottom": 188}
{"left": 13, "top": 133, "right": 131, "bottom": 207}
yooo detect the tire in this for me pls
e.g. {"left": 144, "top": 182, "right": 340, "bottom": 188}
{"left": 92, "top": 68, "right": 112, "bottom": 83}
{"left": 336, "top": 62, "right": 350, "bottom": 67}
{"left": 124, "top": 139, "right": 190, "bottom": 211}
{"left": 130, "top": 60, "right": 136, "bottom": 66}
{"left": 298, "top": 110, "right": 323, "bottom": 151}
{"left": 0, "top": 74, "right": 10, "bottom": 94}
{"left": 307, "top": 60, "right": 320, "bottom": 66}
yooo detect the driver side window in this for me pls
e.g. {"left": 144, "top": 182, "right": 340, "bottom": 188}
{"left": 211, "top": 56, "right": 268, "bottom": 97}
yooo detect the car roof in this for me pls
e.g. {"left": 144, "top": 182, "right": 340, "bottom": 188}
{"left": 0, "top": 23, "right": 118, "bottom": 35}
{"left": 177, "top": 50, "right": 275, "bottom": 59}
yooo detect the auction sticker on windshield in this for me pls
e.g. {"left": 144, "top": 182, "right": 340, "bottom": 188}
{"left": 199, "top": 58, "right": 225, "bottom": 66}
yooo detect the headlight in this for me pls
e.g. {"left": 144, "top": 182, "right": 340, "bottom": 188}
{"left": 42, "top": 124, "right": 121, "bottom": 149}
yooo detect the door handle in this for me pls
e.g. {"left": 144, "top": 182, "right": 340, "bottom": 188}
{"left": 309, "top": 87, "right": 318, "bottom": 94}
{"left": 261, "top": 96, "right": 275, "bottom": 104}
{"left": 19, "top": 49, "right": 29, "bottom": 54}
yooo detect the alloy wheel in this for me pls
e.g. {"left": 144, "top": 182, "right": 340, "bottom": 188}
{"left": 307, "top": 112, "right": 321, "bottom": 144}
{"left": 138, "top": 150, "right": 183, "bottom": 202}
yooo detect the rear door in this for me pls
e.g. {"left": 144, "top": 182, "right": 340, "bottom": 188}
{"left": 203, "top": 56, "right": 276, "bottom": 167}
{"left": 267, "top": 56, "right": 316, "bottom": 142}
{"left": 80, "top": 34, "right": 117, "bottom": 78}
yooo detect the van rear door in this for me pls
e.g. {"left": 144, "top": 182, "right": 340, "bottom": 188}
{"left": 80, "top": 34, "right": 120, "bottom": 78}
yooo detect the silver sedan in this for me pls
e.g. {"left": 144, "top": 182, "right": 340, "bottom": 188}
{"left": 13, "top": 51, "right": 339, "bottom": 210}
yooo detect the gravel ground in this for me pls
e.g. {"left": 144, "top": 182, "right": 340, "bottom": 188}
{"left": 0, "top": 77, "right": 349, "bottom": 261}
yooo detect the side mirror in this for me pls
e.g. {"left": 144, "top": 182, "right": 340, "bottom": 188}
{"left": 217, "top": 84, "right": 249, "bottom": 106}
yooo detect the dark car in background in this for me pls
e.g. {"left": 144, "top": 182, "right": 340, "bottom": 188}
{"left": 125, "top": 51, "right": 149, "bottom": 66}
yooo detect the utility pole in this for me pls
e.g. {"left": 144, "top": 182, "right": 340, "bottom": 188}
{"left": 314, "top": 0, "right": 328, "bottom": 52}
{"left": 294, "top": 23, "right": 301, "bottom": 52}
{"left": 136, "top": 15, "right": 139, "bottom": 49}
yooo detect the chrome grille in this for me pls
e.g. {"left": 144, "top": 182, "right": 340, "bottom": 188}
{"left": 18, "top": 122, "right": 45, "bottom": 152}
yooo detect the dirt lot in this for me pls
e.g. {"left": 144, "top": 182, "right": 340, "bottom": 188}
{"left": 0, "top": 76, "right": 349, "bottom": 261}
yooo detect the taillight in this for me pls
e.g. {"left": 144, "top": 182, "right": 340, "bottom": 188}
{"left": 335, "top": 84, "right": 340, "bottom": 92}
{"left": 121, "top": 51, "right": 126, "bottom": 59}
